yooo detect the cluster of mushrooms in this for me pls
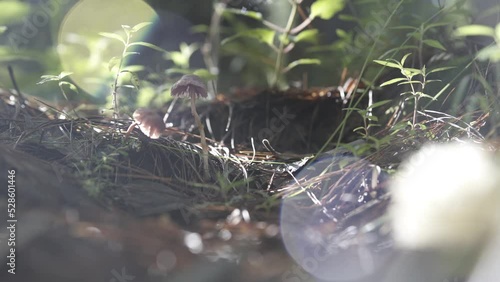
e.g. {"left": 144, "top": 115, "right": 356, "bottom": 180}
{"left": 125, "top": 74, "right": 210, "bottom": 177}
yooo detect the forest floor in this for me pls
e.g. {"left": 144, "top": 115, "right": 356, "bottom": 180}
{"left": 0, "top": 86, "right": 487, "bottom": 282}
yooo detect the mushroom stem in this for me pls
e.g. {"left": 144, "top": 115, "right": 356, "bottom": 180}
{"left": 124, "top": 122, "right": 138, "bottom": 138}
{"left": 190, "top": 94, "right": 209, "bottom": 179}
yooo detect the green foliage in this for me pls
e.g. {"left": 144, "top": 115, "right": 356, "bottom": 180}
{"left": 37, "top": 71, "right": 79, "bottom": 113}
{"left": 164, "top": 42, "right": 199, "bottom": 69}
{"left": 374, "top": 53, "right": 453, "bottom": 127}
{"left": 455, "top": 23, "right": 500, "bottom": 62}
{"left": 221, "top": 0, "right": 346, "bottom": 87}
{"left": 0, "top": 1, "right": 30, "bottom": 25}
{"left": 310, "top": 0, "right": 345, "bottom": 20}
{"left": 346, "top": 99, "right": 392, "bottom": 138}
{"left": 99, "top": 22, "right": 165, "bottom": 117}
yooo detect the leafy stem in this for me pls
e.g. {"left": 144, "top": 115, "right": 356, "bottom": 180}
{"left": 374, "top": 53, "right": 453, "bottom": 128}
{"left": 272, "top": 1, "right": 298, "bottom": 87}
{"left": 99, "top": 22, "right": 166, "bottom": 118}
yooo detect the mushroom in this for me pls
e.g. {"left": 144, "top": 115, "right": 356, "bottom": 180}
{"left": 125, "top": 108, "right": 165, "bottom": 139}
{"left": 171, "top": 74, "right": 209, "bottom": 178}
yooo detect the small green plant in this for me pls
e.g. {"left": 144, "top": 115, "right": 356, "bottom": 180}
{"left": 345, "top": 99, "right": 392, "bottom": 139}
{"left": 222, "top": 0, "right": 345, "bottom": 87}
{"left": 99, "top": 22, "right": 165, "bottom": 118}
{"left": 162, "top": 42, "right": 216, "bottom": 84}
{"left": 374, "top": 53, "right": 453, "bottom": 127}
{"left": 37, "top": 71, "right": 78, "bottom": 99}
{"left": 164, "top": 42, "right": 199, "bottom": 72}
{"left": 37, "top": 71, "right": 79, "bottom": 116}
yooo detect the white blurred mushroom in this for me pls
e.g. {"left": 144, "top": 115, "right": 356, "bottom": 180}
{"left": 390, "top": 142, "right": 499, "bottom": 251}
{"left": 385, "top": 141, "right": 500, "bottom": 281}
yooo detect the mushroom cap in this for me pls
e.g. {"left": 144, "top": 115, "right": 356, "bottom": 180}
{"left": 170, "top": 74, "right": 208, "bottom": 99}
{"left": 132, "top": 108, "right": 165, "bottom": 139}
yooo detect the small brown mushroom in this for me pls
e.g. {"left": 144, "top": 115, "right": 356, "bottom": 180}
{"left": 170, "top": 74, "right": 208, "bottom": 99}
{"left": 171, "top": 74, "right": 209, "bottom": 178}
{"left": 125, "top": 108, "right": 165, "bottom": 139}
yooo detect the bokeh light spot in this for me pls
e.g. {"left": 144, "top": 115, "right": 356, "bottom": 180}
{"left": 57, "top": 0, "right": 157, "bottom": 98}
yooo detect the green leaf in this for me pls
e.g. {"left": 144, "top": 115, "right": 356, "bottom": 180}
{"left": 37, "top": 72, "right": 73, "bottom": 84}
{"left": 179, "top": 42, "right": 199, "bottom": 60}
{"left": 311, "top": 0, "right": 345, "bottom": 20}
{"left": 477, "top": 45, "right": 500, "bottom": 62}
{"left": 433, "top": 83, "right": 450, "bottom": 101}
{"left": 99, "top": 32, "right": 126, "bottom": 45}
{"left": 108, "top": 56, "right": 120, "bottom": 71}
{"left": 418, "top": 93, "right": 436, "bottom": 100}
{"left": 169, "top": 51, "right": 189, "bottom": 68}
{"left": 37, "top": 75, "right": 59, "bottom": 84}
{"left": 398, "top": 80, "right": 423, "bottom": 86}
{"left": 390, "top": 25, "right": 418, "bottom": 30}
{"left": 454, "top": 25, "right": 495, "bottom": 37}
{"left": 282, "top": 58, "right": 321, "bottom": 73}
{"left": 191, "top": 24, "right": 209, "bottom": 34}
{"left": 130, "top": 72, "right": 140, "bottom": 90}
{"left": 59, "top": 81, "right": 78, "bottom": 94}
{"left": 121, "top": 65, "right": 145, "bottom": 73}
{"left": 373, "top": 60, "right": 401, "bottom": 69}
{"left": 343, "top": 108, "right": 364, "bottom": 115}
{"left": 353, "top": 126, "right": 365, "bottom": 132}
{"left": 401, "top": 68, "right": 422, "bottom": 77}
{"left": 294, "top": 29, "right": 319, "bottom": 44}
{"left": 128, "top": 42, "right": 167, "bottom": 52}
{"left": 123, "top": 52, "right": 140, "bottom": 58}
{"left": 221, "top": 28, "right": 275, "bottom": 48}
{"left": 380, "top": 77, "right": 407, "bottom": 87}
{"left": 338, "top": 14, "right": 357, "bottom": 22}
{"left": 335, "top": 29, "right": 348, "bottom": 38}
{"left": 58, "top": 72, "right": 73, "bottom": 80}
{"left": 423, "top": 39, "right": 446, "bottom": 51}
{"left": 247, "top": 28, "right": 275, "bottom": 46}
{"left": 0, "top": 1, "right": 30, "bottom": 25}
{"left": 0, "top": 26, "right": 6, "bottom": 34}
{"left": 224, "top": 8, "right": 263, "bottom": 21}
{"left": 367, "top": 99, "right": 392, "bottom": 109}
{"left": 428, "top": 66, "right": 455, "bottom": 74}
{"left": 131, "top": 22, "right": 152, "bottom": 33}
{"left": 400, "top": 53, "right": 412, "bottom": 66}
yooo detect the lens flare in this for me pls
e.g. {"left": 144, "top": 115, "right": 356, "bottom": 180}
{"left": 280, "top": 151, "right": 391, "bottom": 281}
{"left": 57, "top": 0, "right": 157, "bottom": 98}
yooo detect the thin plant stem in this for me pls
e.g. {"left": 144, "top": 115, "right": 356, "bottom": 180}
{"left": 202, "top": 1, "right": 227, "bottom": 99}
{"left": 190, "top": 94, "right": 209, "bottom": 179}
{"left": 407, "top": 74, "right": 418, "bottom": 126}
{"left": 413, "top": 96, "right": 418, "bottom": 126}
{"left": 111, "top": 56, "right": 124, "bottom": 119}
{"left": 271, "top": 1, "right": 298, "bottom": 87}
{"left": 111, "top": 33, "right": 130, "bottom": 119}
